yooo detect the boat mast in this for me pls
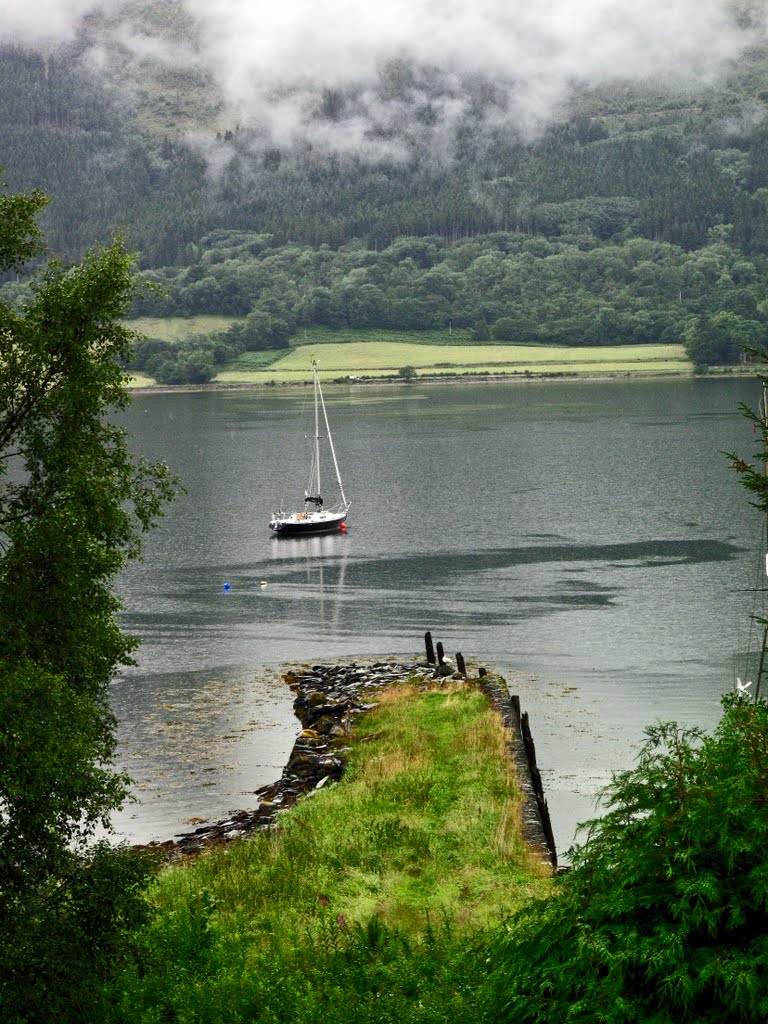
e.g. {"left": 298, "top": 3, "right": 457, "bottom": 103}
{"left": 316, "top": 364, "right": 348, "bottom": 509}
{"left": 313, "top": 360, "right": 321, "bottom": 497}
{"left": 756, "top": 378, "right": 768, "bottom": 700}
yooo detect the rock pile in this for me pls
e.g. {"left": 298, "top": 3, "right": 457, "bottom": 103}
{"left": 145, "top": 658, "right": 438, "bottom": 857}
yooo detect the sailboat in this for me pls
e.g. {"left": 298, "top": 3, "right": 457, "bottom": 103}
{"left": 269, "top": 360, "right": 351, "bottom": 536}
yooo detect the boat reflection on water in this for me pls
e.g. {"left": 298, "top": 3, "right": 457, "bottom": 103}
{"left": 269, "top": 531, "right": 349, "bottom": 561}
{"left": 269, "top": 531, "right": 350, "bottom": 632}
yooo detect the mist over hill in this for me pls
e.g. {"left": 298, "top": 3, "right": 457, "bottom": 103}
{"left": 5, "top": 1, "right": 765, "bottom": 138}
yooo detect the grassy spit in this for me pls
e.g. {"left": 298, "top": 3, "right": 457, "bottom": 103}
{"left": 108, "top": 680, "right": 550, "bottom": 1023}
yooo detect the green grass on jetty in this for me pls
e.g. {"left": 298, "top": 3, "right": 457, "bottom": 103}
{"left": 109, "top": 680, "right": 550, "bottom": 1023}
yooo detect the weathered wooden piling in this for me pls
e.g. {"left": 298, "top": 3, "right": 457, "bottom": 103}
{"left": 436, "top": 641, "right": 445, "bottom": 665}
{"left": 455, "top": 652, "right": 466, "bottom": 677}
{"left": 424, "top": 631, "right": 436, "bottom": 665}
{"left": 520, "top": 711, "right": 557, "bottom": 863}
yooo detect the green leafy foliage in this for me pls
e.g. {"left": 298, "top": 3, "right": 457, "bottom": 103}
{"left": 0, "top": 184, "right": 177, "bottom": 1021}
{"left": 115, "top": 906, "right": 490, "bottom": 1024}
{"left": 128, "top": 329, "right": 246, "bottom": 384}
{"left": 488, "top": 695, "right": 768, "bottom": 1023}
{"left": 223, "top": 307, "right": 294, "bottom": 350}
{"left": 0, "top": 179, "right": 46, "bottom": 270}
{"left": 683, "top": 311, "right": 763, "bottom": 365}
{"left": 106, "top": 683, "right": 543, "bottom": 1021}
{"left": 130, "top": 230, "right": 768, "bottom": 363}
{"left": 726, "top": 348, "right": 768, "bottom": 516}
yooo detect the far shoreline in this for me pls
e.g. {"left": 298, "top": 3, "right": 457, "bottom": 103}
{"left": 129, "top": 366, "right": 751, "bottom": 394}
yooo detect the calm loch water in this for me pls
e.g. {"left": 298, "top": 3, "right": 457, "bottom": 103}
{"left": 112, "top": 377, "right": 762, "bottom": 855}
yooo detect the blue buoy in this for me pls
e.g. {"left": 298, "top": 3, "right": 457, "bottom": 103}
{"left": 223, "top": 582, "right": 230, "bottom": 592}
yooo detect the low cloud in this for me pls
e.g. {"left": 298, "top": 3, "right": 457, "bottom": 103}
{"left": 0, "top": 0, "right": 104, "bottom": 46}
{"left": 185, "top": 0, "right": 763, "bottom": 138}
{"left": 1, "top": 0, "right": 766, "bottom": 151}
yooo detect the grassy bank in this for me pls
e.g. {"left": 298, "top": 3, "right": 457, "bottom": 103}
{"left": 216, "top": 340, "right": 691, "bottom": 383}
{"left": 130, "top": 315, "right": 239, "bottom": 341}
{"left": 126, "top": 317, "right": 695, "bottom": 385}
{"left": 108, "top": 680, "right": 550, "bottom": 1022}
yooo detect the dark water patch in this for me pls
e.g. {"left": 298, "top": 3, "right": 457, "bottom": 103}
{"left": 508, "top": 593, "right": 616, "bottom": 608}
{"left": 559, "top": 578, "right": 620, "bottom": 592}
{"left": 272, "top": 539, "right": 742, "bottom": 589}
{"left": 174, "top": 539, "right": 742, "bottom": 594}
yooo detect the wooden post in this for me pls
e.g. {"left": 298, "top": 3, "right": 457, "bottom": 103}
{"left": 436, "top": 641, "right": 445, "bottom": 666}
{"left": 756, "top": 622, "right": 768, "bottom": 701}
{"left": 509, "top": 694, "right": 521, "bottom": 726}
{"left": 478, "top": 666, "right": 487, "bottom": 678}
{"left": 455, "top": 652, "right": 466, "bottom": 677}
{"left": 424, "top": 631, "right": 435, "bottom": 665}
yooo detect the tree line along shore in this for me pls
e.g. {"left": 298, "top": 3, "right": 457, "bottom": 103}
{"left": 109, "top": 227, "right": 762, "bottom": 385}
{"left": 125, "top": 322, "right": 719, "bottom": 388}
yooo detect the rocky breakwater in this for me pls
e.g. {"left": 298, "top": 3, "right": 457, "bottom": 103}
{"left": 157, "top": 659, "right": 438, "bottom": 857}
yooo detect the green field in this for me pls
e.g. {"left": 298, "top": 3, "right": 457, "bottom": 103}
{"left": 289, "top": 325, "right": 475, "bottom": 345}
{"left": 125, "top": 317, "right": 695, "bottom": 385}
{"left": 127, "top": 372, "right": 156, "bottom": 387}
{"left": 216, "top": 340, "right": 692, "bottom": 383}
{"left": 130, "top": 314, "right": 238, "bottom": 341}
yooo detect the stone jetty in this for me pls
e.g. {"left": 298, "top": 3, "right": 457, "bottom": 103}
{"left": 141, "top": 647, "right": 556, "bottom": 871}
{"left": 147, "top": 658, "right": 441, "bottom": 857}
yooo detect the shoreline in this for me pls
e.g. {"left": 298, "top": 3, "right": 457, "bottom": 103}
{"left": 129, "top": 367, "right": 750, "bottom": 394}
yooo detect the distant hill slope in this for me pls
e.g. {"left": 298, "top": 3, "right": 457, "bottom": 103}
{"left": 2, "top": 2, "right": 768, "bottom": 266}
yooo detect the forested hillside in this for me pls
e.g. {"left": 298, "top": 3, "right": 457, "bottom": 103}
{"left": 116, "top": 230, "right": 761, "bottom": 383}
{"left": 6, "top": 41, "right": 768, "bottom": 261}
{"left": 3, "top": 0, "right": 768, "bottom": 374}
